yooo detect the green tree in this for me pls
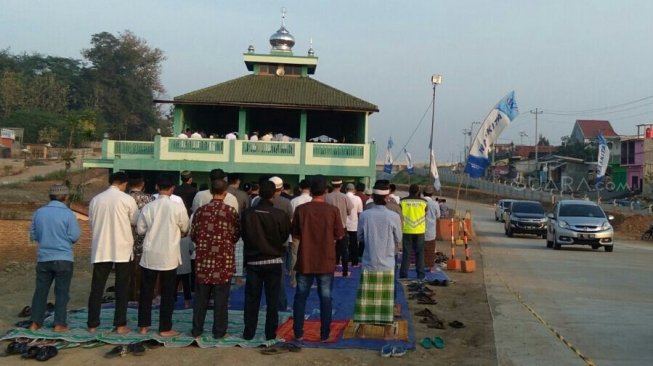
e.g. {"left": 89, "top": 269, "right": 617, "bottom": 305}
{"left": 82, "top": 31, "right": 166, "bottom": 140}
{"left": 537, "top": 135, "right": 550, "bottom": 146}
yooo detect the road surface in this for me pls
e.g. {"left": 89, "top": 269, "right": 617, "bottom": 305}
{"left": 460, "top": 200, "right": 653, "bottom": 366}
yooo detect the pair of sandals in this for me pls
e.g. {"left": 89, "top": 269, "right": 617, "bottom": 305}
{"left": 380, "top": 344, "right": 407, "bottom": 357}
{"left": 260, "top": 342, "right": 302, "bottom": 355}
{"left": 420, "top": 336, "right": 445, "bottom": 349}
{"left": 104, "top": 342, "right": 146, "bottom": 358}
{"left": 416, "top": 308, "right": 446, "bottom": 329}
{"left": 22, "top": 345, "right": 58, "bottom": 361}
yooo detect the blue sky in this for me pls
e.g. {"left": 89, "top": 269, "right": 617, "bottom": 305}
{"left": 2, "top": 0, "right": 652, "bottom": 163}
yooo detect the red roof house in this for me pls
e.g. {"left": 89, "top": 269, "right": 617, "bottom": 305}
{"left": 570, "top": 120, "right": 618, "bottom": 144}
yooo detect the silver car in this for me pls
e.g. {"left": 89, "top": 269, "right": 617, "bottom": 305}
{"left": 546, "top": 200, "right": 614, "bottom": 252}
{"left": 494, "top": 199, "right": 514, "bottom": 222}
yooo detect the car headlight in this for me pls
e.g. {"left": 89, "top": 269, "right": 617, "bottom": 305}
{"left": 601, "top": 221, "right": 612, "bottom": 230}
{"left": 559, "top": 220, "right": 569, "bottom": 229}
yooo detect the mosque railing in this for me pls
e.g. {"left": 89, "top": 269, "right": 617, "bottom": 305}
{"left": 305, "top": 143, "right": 371, "bottom": 167}
{"left": 110, "top": 141, "right": 154, "bottom": 159}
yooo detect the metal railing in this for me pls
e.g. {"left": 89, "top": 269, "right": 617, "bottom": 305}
{"left": 241, "top": 141, "right": 296, "bottom": 156}
{"left": 312, "top": 143, "right": 365, "bottom": 159}
{"left": 114, "top": 141, "right": 154, "bottom": 156}
{"left": 168, "top": 138, "right": 224, "bottom": 153}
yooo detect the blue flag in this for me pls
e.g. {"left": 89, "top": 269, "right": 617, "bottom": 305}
{"left": 384, "top": 137, "right": 393, "bottom": 174}
{"left": 464, "top": 91, "right": 519, "bottom": 178}
{"left": 595, "top": 133, "right": 610, "bottom": 187}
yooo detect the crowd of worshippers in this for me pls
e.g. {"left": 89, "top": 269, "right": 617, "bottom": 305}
{"left": 176, "top": 128, "right": 347, "bottom": 144}
{"left": 27, "top": 170, "right": 446, "bottom": 342}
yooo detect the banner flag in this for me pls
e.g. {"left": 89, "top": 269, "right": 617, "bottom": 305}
{"left": 383, "top": 137, "right": 394, "bottom": 174}
{"left": 464, "top": 91, "right": 519, "bottom": 178}
{"left": 404, "top": 148, "right": 414, "bottom": 175}
{"left": 595, "top": 133, "right": 610, "bottom": 187}
{"left": 430, "top": 149, "right": 441, "bottom": 191}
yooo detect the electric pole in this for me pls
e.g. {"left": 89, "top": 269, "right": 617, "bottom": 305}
{"left": 530, "top": 108, "right": 543, "bottom": 162}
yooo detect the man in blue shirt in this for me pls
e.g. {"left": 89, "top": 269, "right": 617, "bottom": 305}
{"left": 29, "top": 184, "right": 81, "bottom": 332}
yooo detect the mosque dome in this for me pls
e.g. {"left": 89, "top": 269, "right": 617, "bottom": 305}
{"left": 269, "top": 25, "right": 295, "bottom": 52}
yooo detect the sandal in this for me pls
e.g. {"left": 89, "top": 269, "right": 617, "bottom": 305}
{"left": 427, "top": 320, "right": 445, "bottom": 329}
{"left": 449, "top": 320, "right": 465, "bottom": 328}
{"left": 104, "top": 345, "right": 129, "bottom": 358}
{"left": 417, "top": 297, "right": 437, "bottom": 305}
{"left": 380, "top": 344, "right": 393, "bottom": 357}
{"left": 128, "top": 342, "right": 146, "bottom": 356}
{"left": 391, "top": 345, "right": 407, "bottom": 357}
{"left": 35, "top": 345, "right": 58, "bottom": 362}
{"left": 261, "top": 345, "right": 290, "bottom": 355}
{"left": 415, "top": 308, "right": 435, "bottom": 317}
{"left": 433, "top": 336, "right": 445, "bottom": 349}
{"left": 17, "top": 306, "right": 31, "bottom": 318}
{"left": 420, "top": 337, "right": 434, "bottom": 349}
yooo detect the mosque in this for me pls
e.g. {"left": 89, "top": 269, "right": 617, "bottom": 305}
{"left": 84, "top": 13, "right": 379, "bottom": 187}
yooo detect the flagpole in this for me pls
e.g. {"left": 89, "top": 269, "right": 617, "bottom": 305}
{"left": 429, "top": 75, "right": 442, "bottom": 186}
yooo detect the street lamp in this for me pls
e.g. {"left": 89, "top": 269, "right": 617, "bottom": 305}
{"left": 429, "top": 74, "right": 442, "bottom": 178}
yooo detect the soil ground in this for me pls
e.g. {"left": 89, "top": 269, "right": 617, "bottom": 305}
{"left": 0, "top": 166, "right": 648, "bottom": 365}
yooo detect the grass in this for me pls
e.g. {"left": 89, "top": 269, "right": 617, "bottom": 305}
{"left": 31, "top": 169, "right": 68, "bottom": 182}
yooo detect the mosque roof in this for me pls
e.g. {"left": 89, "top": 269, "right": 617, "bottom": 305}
{"left": 173, "top": 75, "right": 378, "bottom": 113}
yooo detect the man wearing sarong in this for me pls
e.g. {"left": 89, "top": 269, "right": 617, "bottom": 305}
{"left": 354, "top": 180, "right": 402, "bottom": 339}
{"left": 190, "top": 178, "right": 240, "bottom": 339}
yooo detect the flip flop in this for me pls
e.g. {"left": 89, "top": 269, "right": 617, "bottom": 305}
{"left": 415, "top": 308, "right": 435, "bottom": 317}
{"left": 17, "top": 306, "right": 31, "bottom": 318}
{"left": 277, "top": 342, "right": 301, "bottom": 352}
{"left": 433, "top": 336, "right": 445, "bottom": 349}
{"left": 35, "top": 345, "right": 58, "bottom": 362}
{"left": 391, "top": 345, "right": 407, "bottom": 357}
{"left": 417, "top": 297, "right": 437, "bottom": 305}
{"left": 128, "top": 342, "right": 146, "bottom": 356}
{"left": 420, "top": 337, "right": 433, "bottom": 349}
{"left": 427, "top": 320, "right": 445, "bottom": 329}
{"left": 261, "top": 345, "right": 290, "bottom": 355}
{"left": 104, "top": 345, "right": 129, "bottom": 358}
{"left": 449, "top": 320, "right": 465, "bottom": 328}
{"left": 380, "top": 344, "right": 393, "bottom": 357}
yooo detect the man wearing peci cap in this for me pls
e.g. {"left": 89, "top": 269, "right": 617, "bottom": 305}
{"left": 175, "top": 170, "right": 197, "bottom": 216}
{"left": 353, "top": 180, "right": 402, "bottom": 339}
{"left": 422, "top": 185, "right": 441, "bottom": 260}
{"left": 28, "top": 184, "right": 81, "bottom": 332}
{"left": 326, "top": 178, "right": 353, "bottom": 277}
{"left": 345, "top": 183, "right": 363, "bottom": 267}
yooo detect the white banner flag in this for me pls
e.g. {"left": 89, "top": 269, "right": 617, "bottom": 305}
{"left": 430, "top": 149, "right": 441, "bottom": 191}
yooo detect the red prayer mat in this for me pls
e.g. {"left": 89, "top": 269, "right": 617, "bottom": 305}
{"left": 276, "top": 318, "right": 349, "bottom": 343}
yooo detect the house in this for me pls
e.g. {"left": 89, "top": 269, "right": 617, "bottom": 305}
{"left": 570, "top": 120, "right": 618, "bottom": 144}
{"left": 84, "top": 16, "right": 379, "bottom": 187}
{"left": 620, "top": 136, "right": 643, "bottom": 191}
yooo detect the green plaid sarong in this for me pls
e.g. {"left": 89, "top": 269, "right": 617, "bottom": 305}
{"left": 353, "top": 270, "right": 395, "bottom": 325}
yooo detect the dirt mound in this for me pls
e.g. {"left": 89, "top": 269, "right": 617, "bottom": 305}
{"left": 608, "top": 210, "right": 650, "bottom": 240}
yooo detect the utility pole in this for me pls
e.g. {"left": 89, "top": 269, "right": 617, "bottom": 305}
{"left": 530, "top": 108, "right": 543, "bottom": 162}
{"left": 519, "top": 131, "right": 528, "bottom": 145}
{"left": 462, "top": 128, "right": 471, "bottom": 161}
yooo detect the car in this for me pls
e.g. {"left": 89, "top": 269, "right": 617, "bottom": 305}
{"left": 494, "top": 199, "right": 514, "bottom": 222}
{"left": 546, "top": 200, "right": 614, "bottom": 252}
{"left": 504, "top": 200, "right": 547, "bottom": 238}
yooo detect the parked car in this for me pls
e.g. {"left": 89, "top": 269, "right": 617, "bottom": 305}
{"left": 504, "top": 200, "right": 547, "bottom": 238}
{"left": 495, "top": 199, "right": 514, "bottom": 222}
{"left": 546, "top": 200, "right": 614, "bottom": 252}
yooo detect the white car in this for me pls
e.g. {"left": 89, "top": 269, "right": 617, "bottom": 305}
{"left": 546, "top": 200, "right": 614, "bottom": 252}
{"left": 494, "top": 199, "right": 514, "bottom": 222}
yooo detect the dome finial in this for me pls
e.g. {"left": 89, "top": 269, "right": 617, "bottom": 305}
{"left": 308, "top": 37, "right": 315, "bottom": 56}
{"left": 281, "top": 6, "right": 287, "bottom": 26}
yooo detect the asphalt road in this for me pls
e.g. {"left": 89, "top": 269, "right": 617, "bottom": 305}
{"left": 458, "top": 200, "right": 653, "bottom": 366}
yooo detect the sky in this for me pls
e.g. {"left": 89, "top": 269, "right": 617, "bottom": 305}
{"left": 2, "top": 0, "right": 652, "bottom": 164}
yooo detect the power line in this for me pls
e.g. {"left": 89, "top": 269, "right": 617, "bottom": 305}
{"left": 544, "top": 94, "right": 653, "bottom": 115}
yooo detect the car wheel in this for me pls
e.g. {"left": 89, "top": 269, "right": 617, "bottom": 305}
{"left": 546, "top": 237, "right": 553, "bottom": 248}
{"left": 553, "top": 236, "right": 561, "bottom": 250}
{"left": 506, "top": 227, "right": 513, "bottom": 237}
{"left": 604, "top": 245, "right": 614, "bottom": 252}
{"left": 642, "top": 232, "right": 652, "bottom": 241}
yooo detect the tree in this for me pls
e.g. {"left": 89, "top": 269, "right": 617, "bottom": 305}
{"left": 82, "top": 31, "right": 166, "bottom": 140}
{"left": 537, "top": 135, "right": 550, "bottom": 146}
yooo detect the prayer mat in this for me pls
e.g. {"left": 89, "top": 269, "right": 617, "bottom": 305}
{"left": 353, "top": 270, "right": 394, "bottom": 325}
{"left": 341, "top": 319, "right": 409, "bottom": 341}
{"left": 1, "top": 307, "right": 288, "bottom": 349}
{"left": 275, "top": 318, "right": 349, "bottom": 343}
